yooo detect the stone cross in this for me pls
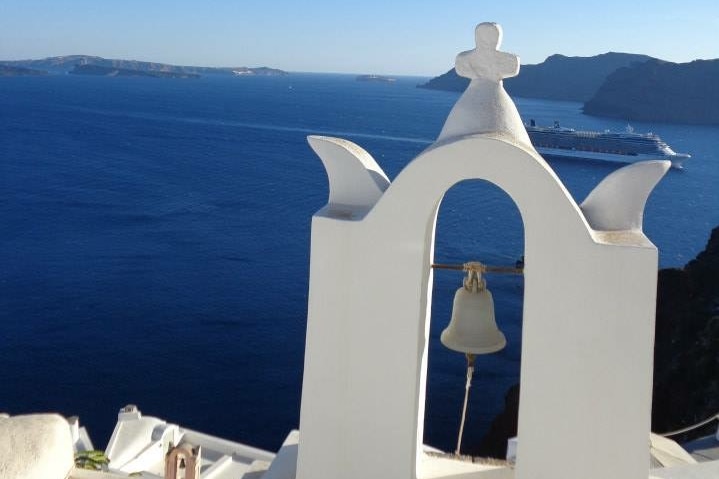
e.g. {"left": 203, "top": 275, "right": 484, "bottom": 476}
{"left": 437, "top": 22, "right": 528, "bottom": 144}
{"left": 455, "top": 22, "right": 519, "bottom": 82}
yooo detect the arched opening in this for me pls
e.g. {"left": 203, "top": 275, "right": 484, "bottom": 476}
{"left": 424, "top": 178, "right": 524, "bottom": 460}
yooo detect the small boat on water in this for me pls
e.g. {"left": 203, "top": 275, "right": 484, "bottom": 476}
{"left": 525, "top": 120, "right": 690, "bottom": 168}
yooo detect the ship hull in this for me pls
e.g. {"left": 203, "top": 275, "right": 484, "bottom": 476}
{"left": 535, "top": 146, "right": 689, "bottom": 169}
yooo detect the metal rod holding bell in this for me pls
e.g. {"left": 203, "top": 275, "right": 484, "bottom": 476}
{"left": 435, "top": 261, "right": 515, "bottom": 456}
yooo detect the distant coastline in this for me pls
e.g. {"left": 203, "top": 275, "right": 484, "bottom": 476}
{"left": 0, "top": 55, "right": 287, "bottom": 78}
{"left": 70, "top": 64, "right": 200, "bottom": 78}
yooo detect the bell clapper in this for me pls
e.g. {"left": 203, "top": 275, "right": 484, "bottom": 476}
{"left": 455, "top": 352, "right": 476, "bottom": 456}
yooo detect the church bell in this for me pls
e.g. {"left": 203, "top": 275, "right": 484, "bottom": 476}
{"left": 440, "top": 267, "right": 506, "bottom": 355}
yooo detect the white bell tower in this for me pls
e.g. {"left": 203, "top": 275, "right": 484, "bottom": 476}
{"left": 297, "top": 22, "right": 668, "bottom": 479}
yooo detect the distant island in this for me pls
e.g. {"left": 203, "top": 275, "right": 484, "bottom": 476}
{"left": 70, "top": 64, "right": 200, "bottom": 78}
{"left": 231, "top": 67, "right": 286, "bottom": 76}
{"left": 0, "top": 55, "right": 287, "bottom": 78}
{"left": 356, "top": 74, "right": 396, "bottom": 83}
{"left": 420, "top": 52, "right": 719, "bottom": 125}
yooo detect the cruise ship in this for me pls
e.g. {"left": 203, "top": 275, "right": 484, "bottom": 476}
{"left": 525, "top": 120, "right": 690, "bottom": 168}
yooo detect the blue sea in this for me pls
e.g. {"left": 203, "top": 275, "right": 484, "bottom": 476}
{"left": 1, "top": 73, "right": 718, "bottom": 453}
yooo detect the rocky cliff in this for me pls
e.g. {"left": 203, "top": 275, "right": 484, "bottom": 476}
{"left": 652, "top": 226, "right": 719, "bottom": 438}
{"left": 583, "top": 59, "right": 719, "bottom": 125}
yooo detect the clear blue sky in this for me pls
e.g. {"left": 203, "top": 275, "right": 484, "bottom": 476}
{"left": 1, "top": 0, "right": 717, "bottom": 76}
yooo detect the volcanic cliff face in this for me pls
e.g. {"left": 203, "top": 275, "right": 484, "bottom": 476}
{"left": 583, "top": 59, "right": 719, "bottom": 125}
{"left": 472, "top": 226, "right": 719, "bottom": 458}
{"left": 652, "top": 226, "right": 719, "bottom": 437}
